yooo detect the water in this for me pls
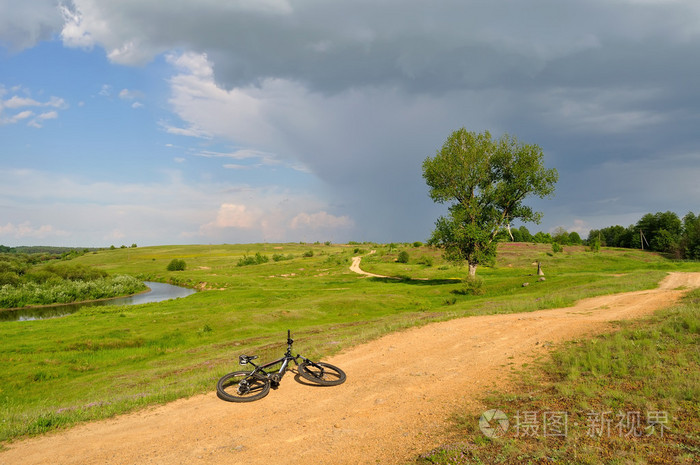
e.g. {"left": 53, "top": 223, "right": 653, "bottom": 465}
{"left": 0, "top": 281, "right": 196, "bottom": 322}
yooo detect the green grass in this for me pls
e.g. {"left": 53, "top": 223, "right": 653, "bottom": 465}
{"left": 0, "top": 242, "right": 698, "bottom": 445}
{"left": 412, "top": 288, "right": 700, "bottom": 465}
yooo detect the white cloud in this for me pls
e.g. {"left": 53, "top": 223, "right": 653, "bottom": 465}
{"left": 209, "top": 203, "right": 258, "bottom": 229}
{"left": 59, "top": 2, "right": 96, "bottom": 49}
{"left": 4, "top": 96, "right": 41, "bottom": 109}
{"left": 119, "top": 88, "right": 143, "bottom": 100}
{"left": 0, "top": 89, "right": 67, "bottom": 127}
{"left": 0, "top": 168, "right": 351, "bottom": 246}
{"left": 27, "top": 110, "right": 59, "bottom": 128}
{"left": 1, "top": 110, "right": 33, "bottom": 125}
{"left": 0, "top": 222, "right": 68, "bottom": 239}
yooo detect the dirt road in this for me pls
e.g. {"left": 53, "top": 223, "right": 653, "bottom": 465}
{"left": 3, "top": 272, "right": 699, "bottom": 465}
{"left": 349, "top": 251, "right": 390, "bottom": 278}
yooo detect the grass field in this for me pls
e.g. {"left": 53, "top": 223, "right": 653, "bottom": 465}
{"left": 0, "top": 242, "right": 698, "bottom": 446}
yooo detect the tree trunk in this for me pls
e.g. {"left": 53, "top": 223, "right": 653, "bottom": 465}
{"left": 468, "top": 263, "right": 477, "bottom": 278}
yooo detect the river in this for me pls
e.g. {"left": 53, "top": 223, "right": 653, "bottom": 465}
{"left": 0, "top": 281, "right": 196, "bottom": 322}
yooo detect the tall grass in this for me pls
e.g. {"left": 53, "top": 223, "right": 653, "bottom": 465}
{"left": 0, "top": 275, "right": 145, "bottom": 308}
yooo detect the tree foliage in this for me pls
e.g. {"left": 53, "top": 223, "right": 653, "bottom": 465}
{"left": 587, "top": 210, "right": 700, "bottom": 259}
{"left": 423, "top": 129, "right": 558, "bottom": 276}
{"left": 167, "top": 259, "right": 187, "bottom": 271}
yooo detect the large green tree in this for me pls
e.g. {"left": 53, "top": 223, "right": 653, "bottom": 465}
{"left": 423, "top": 129, "right": 558, "bottom": 277}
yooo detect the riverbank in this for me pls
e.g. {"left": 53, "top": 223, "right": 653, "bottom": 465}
{"left": 0, "top": 281, "right": 195, "bottom": 321}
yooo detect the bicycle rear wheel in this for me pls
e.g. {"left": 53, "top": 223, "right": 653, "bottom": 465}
{"left": 217, "top": 371, "right": 270, "bottom": 402}
{"left": 297, "top": 361, "right": 346, "bottom": 386}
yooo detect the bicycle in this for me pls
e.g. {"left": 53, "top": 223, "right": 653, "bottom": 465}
{"left": 216, "top": 330, "right": 347, "bottom": 402}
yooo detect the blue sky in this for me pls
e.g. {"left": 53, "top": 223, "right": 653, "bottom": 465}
{"left": 1, "top": 0, "right": 700, "bottom": 247}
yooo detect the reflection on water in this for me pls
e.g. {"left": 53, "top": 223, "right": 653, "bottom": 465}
{"left": 0, "top": 282, "right": 196, "bottom": 322}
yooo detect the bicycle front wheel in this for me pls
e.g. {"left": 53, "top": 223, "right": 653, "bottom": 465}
{"left": 217, "top": 371, "right": 270, "bottom": 402}
{"left": 297, "top": 361, "right": 346, "bottom": 386}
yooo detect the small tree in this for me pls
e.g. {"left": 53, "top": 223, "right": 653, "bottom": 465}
{"left": 423, "top": 129, "right": 558, "bottom": 277}
{"left": 552, "top": 226, "right": 570, "bottom": 245}
{"left": 518, "top": 226, "right": 533, "bottom": 242}
{"left": 569, "top": 231, "right": 582, "bottom": 245}
{"left": 167, "top": 259, "right": 186, "bottom": 271}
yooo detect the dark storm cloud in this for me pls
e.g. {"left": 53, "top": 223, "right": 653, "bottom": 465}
{"left": 5, "top": 0, "right": 700, "bottom": 240}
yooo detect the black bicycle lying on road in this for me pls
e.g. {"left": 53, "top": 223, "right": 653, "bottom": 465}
{"left": 217, "top": 330, "right": 347, "bottom": 402}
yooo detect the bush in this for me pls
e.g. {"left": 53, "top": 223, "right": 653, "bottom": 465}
{"left": 0, "top": 272, "right": 20, "bottom": 287}
{"left": 418, "top": 256, "right": 434, "bottom": 267}
{"left": 397, "top": 251, "right": 409, "bottom": 263}
{"left": 552, "top": 242, "right": 563, "bottom": 253}
{"left": 167, "top": 259, "right": 187, "bottom": 271}
{"left": 237, "top": 252, "right": 269, "bottom": 267}
{"left": 302, "top": 250, "right": 314, "bottom": 258}
{"left": 41, "top": 264, "right": 107, "bottom": 281}
{"left": 452, "top": 277, "right": 484, "bottom": 296}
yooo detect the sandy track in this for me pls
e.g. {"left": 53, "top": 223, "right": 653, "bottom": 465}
{"left": 349, "top": 251, "right": 390, "bottom": 278}
{"left": 3, "top": 272, "right": 699, "bottom": 465}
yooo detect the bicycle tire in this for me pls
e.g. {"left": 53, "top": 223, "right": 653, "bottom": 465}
{"left": 217, "top": 371, "right": 270, "bottom": 402}
{"left": 297, "top": 361, "right": 346, "bottom": 386}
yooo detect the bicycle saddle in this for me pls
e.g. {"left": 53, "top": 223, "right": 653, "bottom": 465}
{"left": 239, "top": 355, "right": 258, "bottom": 365}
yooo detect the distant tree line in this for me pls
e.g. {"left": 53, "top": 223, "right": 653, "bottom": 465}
{"left": 0, "top": 246, "right": 100, "bottom": 255}
{"left": 587, "top": 211, "right": 700, "bottom": 259}
{"left": 495, "top": 225, "right": 583, "bottom": 246}
{"left": 493, "top": 211, "right": 700, "bottom": 259}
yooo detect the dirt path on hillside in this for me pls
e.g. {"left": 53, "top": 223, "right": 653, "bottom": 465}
{"left": 3, "top": 273, "right": 700, "bottom": 465}
{"left": 349, "top": 251, "right": 391, "bottom": 278}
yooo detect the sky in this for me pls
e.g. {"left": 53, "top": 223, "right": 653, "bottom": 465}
{"left": 1, "top": 0, "right": 699, "bottom": 247}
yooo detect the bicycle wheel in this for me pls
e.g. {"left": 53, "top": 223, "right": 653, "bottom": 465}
{"left": 217, "top": 371, "right": 270, "bottom": 402}
{"left": 297, "top": 361, "right": 346, "bottom": 386}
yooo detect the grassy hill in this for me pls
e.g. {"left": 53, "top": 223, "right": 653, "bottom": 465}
{"left": 0, "top": 242, "right": 697, "bottom": 445}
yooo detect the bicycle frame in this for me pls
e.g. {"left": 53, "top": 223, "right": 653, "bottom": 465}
{"left": 238, "top": 330, "right": 313, "bottom": 386}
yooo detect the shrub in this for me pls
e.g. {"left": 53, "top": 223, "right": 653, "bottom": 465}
{"left": 397, "top": 251, "right": 409, "bottom": 263}
{"left": 0, "top": 271, "right": 20, "bottom": 287}
{"left": 552, "top": 242, "right": 564, "bottom": 253}
{"left": 237, "top": 252, "right": 269, "bottom": 267}
{"left": 413, "top": 241, "right": 423, "bottom": 248}
{"left": 167, "top": 259, "right": 186, "bottom": 271}
{"left": 418, "top": 256, "right": 434, "bottom": 267}
{"left": 452, "top": 277, "right": 484, "bottom": 296}
{"left": 41, "top": 264, "right": 107, "bottom": 281}
{"left": 302, "top": 250, "right": 314, "bottom": 258}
